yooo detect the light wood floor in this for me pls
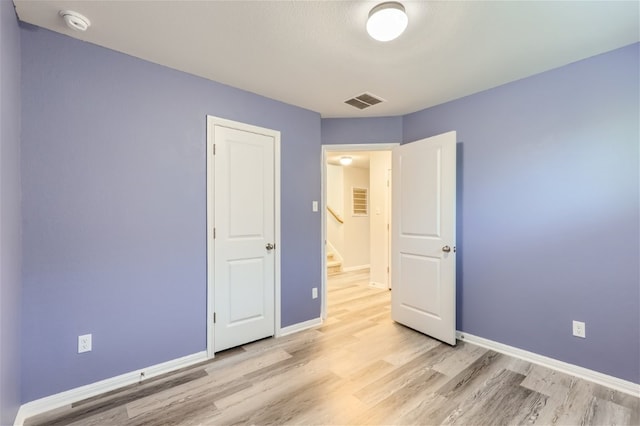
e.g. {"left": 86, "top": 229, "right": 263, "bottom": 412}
{"left": 27, "top": 270, "right": 639, "bottom": 425}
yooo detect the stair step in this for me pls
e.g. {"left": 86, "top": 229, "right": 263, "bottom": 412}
{"left": 327, "top": 265, "right": 342, "bottom": 275}
{"left": 327, "top": 259, "right": 342, "bottom": 275}
{"left": 327, "top": 252, "right": 335, "bottom": 260}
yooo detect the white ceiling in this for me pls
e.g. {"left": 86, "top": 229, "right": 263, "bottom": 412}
{"left": 13, "top": 1, "right": 640, "bottom": 118}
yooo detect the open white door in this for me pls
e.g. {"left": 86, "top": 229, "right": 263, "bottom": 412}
{"left": 391, "top": 131, "right": 457, "bottom": 345}
{"left": 207, "top": 117, "right": 278, "bottom": 354}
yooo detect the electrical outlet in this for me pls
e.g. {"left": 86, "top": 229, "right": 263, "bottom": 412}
{"left": 78, "top": 334, "right": 92, "bottom": 353}
{"left": 312, "top": 287, "right": 318, "bottom": 299}
{"left": 572, "top": 321, "right": 586, "bottom": 338}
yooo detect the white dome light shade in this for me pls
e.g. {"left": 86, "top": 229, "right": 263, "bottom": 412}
{"left": 366, "top": 2, "right": 408, "bottom": 42}
{"left": 59, "top": 10, "right": 91, "bottom": 31}
{"left": 340, "top": 156, "right": 353, "bottom": 166}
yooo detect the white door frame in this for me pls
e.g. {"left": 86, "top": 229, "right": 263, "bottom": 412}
{"left": 321, "top": 143, "right": 399, "bottom": 320}
{"left": 207, "top": 115, "right": 282, "bottom": 358}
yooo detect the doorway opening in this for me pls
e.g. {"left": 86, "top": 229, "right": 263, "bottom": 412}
{"left": 321, "top": 144, "right": 398, "bottom": 320}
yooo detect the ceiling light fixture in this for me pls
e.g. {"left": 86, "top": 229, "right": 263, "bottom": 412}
{"left": 366, "top": 2, "right": 408, "bottom": 42}
{"left": 59, "top": 10, "right": 91, "bottom": 32}
{"left": 340, "top": 156, "right": 353, "bottom": 166}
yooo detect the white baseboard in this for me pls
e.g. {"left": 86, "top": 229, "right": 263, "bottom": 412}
{"left": 369, "top": 281, "right": 389, "bottom": 290}
{"left": 278, "top": 317, "right": 322, "bottom": 337}
{"left": 14, "top": 351, "right": 208, "bottom": 426}
{"left": 456, "top": 331, "right": 640, "bottom": 397}
{"left": 342, "top": 264, "right": 370, "bottom": 272}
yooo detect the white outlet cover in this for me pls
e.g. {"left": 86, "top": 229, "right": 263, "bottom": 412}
{"left": 78, "top": 333, "right": 92, "bottom": 353}
{"left": 572, "top": 321, "right": 586, "bottom": 338}
{"left": 312, "top": 287, "right": 318, "bottom": 299}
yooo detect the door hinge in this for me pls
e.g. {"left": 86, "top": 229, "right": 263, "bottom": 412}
{"left": 387, "top": 223, "right": 389, "bottom": 231}
{"left": 213, "top": 312, "right": 216, "bottom": 323}
{"left": 213, "top": 144, "right": 216, "bottom": 155}
{"left": 213, "top": 228, "right": 216, "bottom": 239}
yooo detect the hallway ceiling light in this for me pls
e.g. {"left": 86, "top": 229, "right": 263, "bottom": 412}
{"left": 340, "top": 156, "right": 353, "bottom": 166}
{"left": 366, "top": 2, "right": 408, "bottom": 42}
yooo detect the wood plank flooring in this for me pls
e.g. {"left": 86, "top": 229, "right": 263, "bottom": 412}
{"left": 26, "top": 270, "right": 639, "bottom": 425}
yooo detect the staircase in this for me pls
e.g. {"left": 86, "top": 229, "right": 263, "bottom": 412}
{"left": 327, "top": 252, "right": 342, "bottom": 275}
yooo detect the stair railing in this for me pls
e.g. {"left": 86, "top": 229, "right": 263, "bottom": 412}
{"left": 326, "top": 206, "right": 344, "bottom": 224}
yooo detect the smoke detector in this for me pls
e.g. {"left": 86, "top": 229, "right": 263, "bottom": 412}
{"left": 59, "top": 10, "right": 91, "bottom": 31}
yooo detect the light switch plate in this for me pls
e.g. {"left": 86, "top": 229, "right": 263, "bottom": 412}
{"left": 312, "top": 201, "right": 318, "bottom": 212}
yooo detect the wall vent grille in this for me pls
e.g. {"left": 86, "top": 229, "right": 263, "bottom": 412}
{"left": 352, "top": 187, "right": 368, "bottom": 216}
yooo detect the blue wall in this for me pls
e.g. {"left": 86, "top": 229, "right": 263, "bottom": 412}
{"left": 20, "top": 26, "right": 321, "bottom": 402}
{"left": 322, "top": 116, "right": 402, "bottom": 145}
{"left": 404, "top": 43, "right": 640, "bottom": 383}
{"left": 0, "top": 0, "right": 22, "bottom": 423}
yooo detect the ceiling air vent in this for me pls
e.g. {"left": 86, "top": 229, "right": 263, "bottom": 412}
{"left": 344, "top": 93, "right": 384, "bottom": 110}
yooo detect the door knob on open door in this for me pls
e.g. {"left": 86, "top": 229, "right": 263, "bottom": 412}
{"left": 442, "top": 245, "right": 451, "bottom": 253}
{"left": 266, "top": 243, "right": 275, "bottom": 251}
